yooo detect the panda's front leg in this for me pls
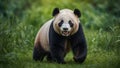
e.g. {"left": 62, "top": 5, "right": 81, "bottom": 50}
{"left": 50, "top": 44, "right": 66, "bottom": 64}
{"left": 71, "top": 41, "right": 87, "bottom": 63}
{"left": 70, "top": 24, "right": 87, "bottom": 63}
{"left": 49, "top": 23, "right": 66, "bottom": 64}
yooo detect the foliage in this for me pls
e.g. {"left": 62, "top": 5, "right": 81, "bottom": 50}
{"left": 0, "top": 0, "right": 120, "bottom": 68}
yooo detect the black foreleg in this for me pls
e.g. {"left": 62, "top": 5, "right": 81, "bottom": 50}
{"left": 50, "top": 45, "right": 66, "bottom": 64}
{"left": 72, "top": 41, "right": 87, "bottom": 63}
{"left": 46, "top": 52, "right": 53, "bottom": 62}
{"left": 49, "top": 21, "right": 66, "bottom": 64}
{"left": 70, "top": 24, "right": 87, "bottom": 63}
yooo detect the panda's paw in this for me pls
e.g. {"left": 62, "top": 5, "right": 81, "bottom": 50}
{"left": 73, "top": 57, "right": 85, "bottom": 63}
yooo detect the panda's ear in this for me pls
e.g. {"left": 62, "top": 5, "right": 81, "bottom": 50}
{"left": 52, "top": 8, "right": 60, "bottom": 16}
{"left": 74, "top": 9, "right": 81, "bottom": 18}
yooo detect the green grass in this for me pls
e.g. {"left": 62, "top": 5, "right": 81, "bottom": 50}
{"left": 0, "top": 51, "right": 117, "bottom": 68}
{"left": 0, "top": 28, "right": 119, "bottom": 68}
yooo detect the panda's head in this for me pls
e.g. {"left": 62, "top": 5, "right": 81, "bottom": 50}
{"left": 52, "top": 8, "right": 81, "bottom": 36}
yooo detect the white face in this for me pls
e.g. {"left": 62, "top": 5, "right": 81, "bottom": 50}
{"left": 58, "top": 20, "right": 73, "bottom": 36}
{"left": 53, "top": 9, "right": 80, "bottom": 36}
{"left": 60, "top": 23, "right": 71, "bottom": 36}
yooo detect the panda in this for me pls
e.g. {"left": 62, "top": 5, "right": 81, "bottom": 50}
{"left": 33, "top": 8, "right": 87, "bottom": 64}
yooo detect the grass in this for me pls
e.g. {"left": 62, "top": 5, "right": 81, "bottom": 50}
{"left": 0, "top": 28, "right": 119, "bottom": 68}
{"left": 0, "top": 51, "right": 115, "bottom": 68}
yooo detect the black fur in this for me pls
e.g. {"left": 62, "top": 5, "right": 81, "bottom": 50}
{"left": 48, "top": 21, "right": 87, "bottom": 63}
{"left": 52, "top": 8, "right": 59, "bottom": 16}
{"left": 33, "top": 43, "right": 54, "bottom": 62}
{"left": 33, "top": 43, "right": 47, "bottom": 61}
{"left": 58, "top": 20, "right": 63, "bottom": 27}
{"left": 74, "top": 9, "right": 81, "bottom": 17}
{"left": 70, "top": 24, "right": 87, "bottom": 63}
{"left": 49, "top": 22, "right": 66, "bottom": 63}
{"left": 69, "top": 20, "right": 74, "bottom": 27}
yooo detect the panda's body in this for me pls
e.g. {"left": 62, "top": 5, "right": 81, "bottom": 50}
{"left": 33, "top": 8, "right": 87, "bottom": 64}
{"left": 34, "top": 19, "right": 52, "bottom": 51}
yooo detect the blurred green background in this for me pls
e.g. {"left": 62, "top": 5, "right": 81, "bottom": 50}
{"left": 0, "top": 0, "right": 120, "bottom": 68}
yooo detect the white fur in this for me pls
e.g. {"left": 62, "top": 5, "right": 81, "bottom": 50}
{"left": 60, "top": 23, "right": 71, "bottom": 31}
{"left": 34, "top": 19, "right": 53, "bottom": 51}
{"left": 60, "top": 23, "right": 71, "bottom": 36}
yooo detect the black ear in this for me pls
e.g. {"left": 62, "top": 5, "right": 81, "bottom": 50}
{"left": 74, "top": 9, "right": 81, "bottom": 17}
{"left": 52, "top": 8, "right": 59, "bottom": 16}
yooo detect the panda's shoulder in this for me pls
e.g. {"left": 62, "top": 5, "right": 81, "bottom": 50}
{"left": 39, "top": 19, "right": 53, "bottom": 30}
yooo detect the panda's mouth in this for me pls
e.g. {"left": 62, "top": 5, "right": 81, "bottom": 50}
{"left": 62, "top": 31, "right": 70, "bottom": 36}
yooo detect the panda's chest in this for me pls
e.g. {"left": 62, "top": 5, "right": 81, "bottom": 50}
{"left": 64, "top": 40, "right": 71, "bottom": 53}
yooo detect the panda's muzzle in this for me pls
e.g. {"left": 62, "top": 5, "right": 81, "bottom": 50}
{"left": 60, "top": 24, "right": 71, "bottom": 36}
{"left": 63, "top": 28, "right": 68, "bottom": 31}
{"left": 62, "top": 30, "right": 70, "bottom": 36}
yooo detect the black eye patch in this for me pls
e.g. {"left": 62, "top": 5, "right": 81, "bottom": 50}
{"left": 69, "top": 20, "right": 74, "bottom": 27}
{"left": 58, "top": 20, "right": 63, "bottom": 27}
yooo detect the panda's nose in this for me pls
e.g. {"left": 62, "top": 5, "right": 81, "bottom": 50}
{"left": 63, "top": 28, "right": 68, "bottom": 31}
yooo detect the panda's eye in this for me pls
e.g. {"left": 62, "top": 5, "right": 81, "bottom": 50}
{"left": 69, "top": 20, "right": 74, "bottom": 27}
{"left": 58, "top": 20, "right": 63, "bottom": 27}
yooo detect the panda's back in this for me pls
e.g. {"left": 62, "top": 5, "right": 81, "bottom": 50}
{"left": 35, "top": 19, "right": 53, "bottom": 51}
